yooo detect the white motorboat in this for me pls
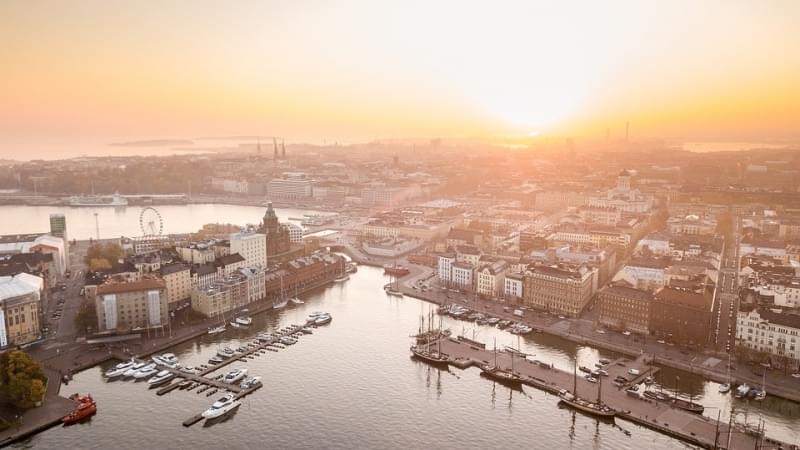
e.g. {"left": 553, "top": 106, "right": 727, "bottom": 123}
{"left": 152, "top": 353, "right": 179, "bottom": 367}
{"left": 230, "top": 321, "right": 244, "bottom": 329}
{"left": 314, "top": 313, "right": 332, "bottom": 325}
{"left": 290, "top": 297, "right": 304, "bottom": 305}
{"left": 202, "top": 393, "right": 241, "bottom": 419}
{"left": 104, "top": 360, "right": 135, "bottom": 378}
{"left": 718, "top": 383, "right": 731, "bottom": 394}
{"left": 217, "top": 347, "right": 236, "bottom": 358}
{"left": 280, "top": 337, "right": 297, "bottom": 345}
{"left": 222, "top": 368, "right": 248, "bottom": 384}
{"left": 235, "top": 316, "right": 253, "bottom": 326}
{"left": 208, "top": 324, "right": 227, "bottom": 335}
{"left": 123, "top": 362, "right": 146, "bottom": 377}
{"left": 133, "top": 364, "right": 158, "bottom": 379}
{"left": 239, "top": 376, "right": 262, "bottom": 390}
{"left": 180, "top": 366, "right": 199, "bottom": 375}
{"left": 147, "top": 370, "right": 174, "bottom": 386}
{"left": 208, "top": 356, "right": 224, "bottom": 365}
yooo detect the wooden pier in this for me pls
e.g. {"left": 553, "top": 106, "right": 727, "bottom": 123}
{"left": 423, "top": 337, "right": 793, "bottom": 450}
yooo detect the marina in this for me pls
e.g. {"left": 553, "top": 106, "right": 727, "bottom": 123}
{"left": 19, "top": 266, "right": 800, "bottom": 449}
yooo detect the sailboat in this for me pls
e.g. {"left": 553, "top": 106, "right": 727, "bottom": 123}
{"left": 290, "top": 284, "right": 304, "bottom": 305}
{"left": 273, "top": 275, "right": 288, "bottom": 309}
{"left": 559, "top": 358, "right": 616, "bottom": 418}
{"left": 719, "top": 353, "right": 732, "bottom": 394}
{"left": 410, "top": 313, "right": 449, "bottom": 367}
{"left": 480, "top": 337, "right": 523, "bottom": 388}
{"left": 384, "top": 272, "right": 403, "bottom": 297}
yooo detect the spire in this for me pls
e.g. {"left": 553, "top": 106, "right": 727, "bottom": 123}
{"left": 273, "top": 137, "right": 278, "bottom": 159}
{"left": 281, "top": 139, "right": 286, "bottom": 158}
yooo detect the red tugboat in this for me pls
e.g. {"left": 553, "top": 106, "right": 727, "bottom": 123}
{"left": 62, "top": 393, "right": 97, "bottom": 425}
{"left": 383, "top": 264, "right": 410, "bottom": 277}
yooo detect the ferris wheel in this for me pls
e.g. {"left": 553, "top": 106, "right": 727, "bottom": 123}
{"left": 139, "top": 207, "right": 164, "bottom": 236}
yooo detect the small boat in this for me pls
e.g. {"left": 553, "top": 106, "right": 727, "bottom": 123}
{"left": 290, "top": 297, "right": 304, "bottom": 305}
{"left": 178, "top": 379, "right": 193, "bottom": 390}
{"left": 217, "top": 347, "right": 236, "bottom": 358}
{"left": 235, "top": 316, "right": 253, "bottom": 326}
{"left": 314, "top": 313, "right": 332, "bottom": 325}
{"left": 280, "top": 337, "right": 297, "bottom": 345}
{"left": 240, "top": 376, "right": 262, "bottom": 390}
{"left": 63, "top": 394, "right": 97, "bottom": 425}
{"left": 384, "top": 284, "right": 404, "bottom": 297}
{"left": 222, "top": 368, "right": 248, "bottom": 384}
{"left": 104, "top": 360, "right": 135, "bottom": 378}
{"left": 735, "top": 383, "right": 751, "bottom": 399}
{"left": 147, "top": 370, "right": 174, "bottom": 387}
{"left": 202, "top": 393, "right": 241, "bottom": 419}
{"left": 133, "top": 364, "right": 158, "bottom": 379}
{"left": 718, "top": 383, "right": 731, "bottom": 394}
{"left": 152, "top": 353, "right": 179, "bottom": 367}
{"left": 230, "top": 321, "right": 244, "bottom": 328}
{"left": 122, "top": 362, "right": 146, "bottom": 377}
{"left": 273, "top": 299, "right": 288, "bottom": 309}
{"left": 334, "top": 274, "right": 350, "bottom": 282}
{"left": 208, "top": 356, "right": 224, "bottom": 364}
{"left": 208, "top": 324, "right": 227, "bottom": 335}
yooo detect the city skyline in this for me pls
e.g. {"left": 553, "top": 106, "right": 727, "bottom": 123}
{"left": 2, "top": 0, "right": 800, "bottom": 160}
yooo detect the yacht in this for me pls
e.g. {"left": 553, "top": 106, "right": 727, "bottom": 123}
{"left": 410, "top": 345, "right": 450, "bottom": 367}
{"left": 147, "top": 370, "right": 174, "bottom": 387}
{"left": 208, "top": 356, "right": 224, "bottom": 365}
{"left": 480, "top": 365, "right": 523, "bottom": 388}
{"left": 217, "top": 347, "right": 236, "bottom": 358}
{"left": 735, "top": 383, "right": 751, "bottom": 399}
{"left": 235, "top": 316, "right": 253, "bottom": 326}
{"left": 718, "top": 383, "right": 731, "bottom": 394}
{"left": 559, "top": 390, "right": 616, "bottom": 418}
{"left": 202, "top": 393, "right": 241, "bottom": 419}
{"left": 152, "top": 353, "right": 179, "bottom": 367}
{"left": 280, "top": 336, "right": 297, "bottom": 345}
{"left": 222, "top": 368, "right": 248, "bottom": 384}
{"left": 240, "top": 376, "right": 262, "bottom": 390}
{"left": 133, "top": 364, "right": 158, "bottom": 379}
{"left": 104, "top": 360, "right": 135, "bottom": 378}
{"left": 290, "top": 297, "right": 304, "bottom": 305}
{"left": 314, "top": 313, "right": 332, "bottom": 325}
{"left": 123, "top": 362, "right": 147, "bottom": 377}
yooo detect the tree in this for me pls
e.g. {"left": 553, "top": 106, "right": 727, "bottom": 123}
{"left": 74, "top": 300, "right": 98, "bottom": 335}
{"left": 84, "top": 242, "right": 125, "bottom": 267}
{"left": 0, "top": 350, "right": 46, "bottom": 409}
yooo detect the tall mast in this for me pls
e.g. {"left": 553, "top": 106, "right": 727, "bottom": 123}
{"left": 573, "top": 358, "right": 577, "bottom": 395}
{"left": 597, "top": 370, "right": 603, "bottom": 404}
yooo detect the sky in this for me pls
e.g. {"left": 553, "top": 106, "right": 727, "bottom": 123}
{"left": 1, "top": 0, "right": 799, "bottom": 158}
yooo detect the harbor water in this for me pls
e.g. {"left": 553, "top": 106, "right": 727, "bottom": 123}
{"left": 15, "top": 266, "right": 800, "bottom": 449}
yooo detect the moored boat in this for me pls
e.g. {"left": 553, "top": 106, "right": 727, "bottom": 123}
{"left": 559, "top": 390, "right": 616, "bottom": 418}
{"left": 222, "top": 368, "right": 248, "bottom": 384}
{"left": 104, "top": 360, "right": 135, "bottom": 378}
{"left": 147, "top": 370, "right": 174, "bottom": 387}
{"left": 410, "top": 345, "right": 450, "bottom": 367}
{"left": 208, "top": 324, "right": 227, "bottom": 335}
{"left": 62, "top": 394, "right": 97, "bottom": 425}
{"left": 235, "top": 316, "right": 253, "bottom": 326}
{"left": 202, "top": 393, "right": 240, "bottom": 419}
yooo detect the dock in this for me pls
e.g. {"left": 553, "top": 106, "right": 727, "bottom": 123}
{"left": 111, "top": 320, "right": 323, "bottom": 427}
{"left": 425, "top": 337, "right": 793, "bottom": 450}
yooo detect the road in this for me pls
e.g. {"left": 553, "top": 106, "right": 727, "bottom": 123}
{"left": 710, "top": 215, "right": 741, "bottom": 355}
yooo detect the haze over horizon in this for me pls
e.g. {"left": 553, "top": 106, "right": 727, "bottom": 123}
{"left": 2, "top": 0, "right": 799, "bottom": 160}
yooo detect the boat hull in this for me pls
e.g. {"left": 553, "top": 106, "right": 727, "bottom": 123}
{"left": 559, "top": 397, "right": 616, "bottom": 419}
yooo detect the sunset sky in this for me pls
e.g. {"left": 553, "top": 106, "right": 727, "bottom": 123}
{"left": 1, "top": 0, "right": 799, "bottom": 157}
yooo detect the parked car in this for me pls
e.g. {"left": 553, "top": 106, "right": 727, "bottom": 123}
{"left": 628, "top": 368, "right": 641, "bottom": 376}
{"left": 622, "top": 331, "right": 631, "bottom": 336}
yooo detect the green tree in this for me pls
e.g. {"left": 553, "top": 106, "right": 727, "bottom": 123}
{"left": 0, "top": 350, "right": 46, "bottom": 409}
{"left": 74, "top": 300, "right": 98, "bottom": 335}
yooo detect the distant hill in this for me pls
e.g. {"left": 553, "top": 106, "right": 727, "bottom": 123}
{"left": 110, "top": 139, "right": 194, "bottom": 147}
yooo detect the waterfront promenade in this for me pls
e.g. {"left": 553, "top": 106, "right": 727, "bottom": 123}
{"left": 431, "top": 337, "right": 794, "bottom": 450}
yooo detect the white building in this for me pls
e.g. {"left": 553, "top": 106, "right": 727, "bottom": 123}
{"left": 438, "top": 253, "right": 455, "bottom": 285}
{"left": 0, "top": 233, "right": 67, "bottom": 277}
{"left": 586, "top": 170, "right": 654, "bottom": 214}
{"left": 238, "top": 266, "right": 266, "bottom": 304}
{"left": 452, "top": 262, "right": 474, "bottom": 290}
{"left": 635, "top": 233, "right": 671, "bottom": 256}
{"left": 285, "top": 223, "right": 304, "bottom": 243}
{"left": 455, "top": 245, "right": 481, "bottom": 267}
{"left": 504, "top": 272, "right": 524, "bottom": 300}
{"left": 0, "top": 273, "right": 43, "bottom": 348}
{"left": 268, "top": 173, "right": 313, "bottom": 199}
{"left": 612, "top": 259, "right": 669, "bottom": 291}
{"left": 229, "top": 231, "right": 266, "bottom": 268}
{"left": 736, "top": 306, "right": 800, "bottom": 369}
{"left": 476, "top": 260, "right": 507, "bottom": 297}
{"left": 667, "top": 214, "right": 717, "bottom": 235}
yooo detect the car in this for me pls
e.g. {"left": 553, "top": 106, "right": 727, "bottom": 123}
{"left": 628, "top": 368, "right": 640, "bottom": 376}
{"left": 622, "top": 331, "right": 631, "bottom": 336}
{"left": 584, "top": 375, "right": 598, "bottom": 383}
{"left": 657, "top": 339, "right": 666, "bottom": 344}
{"left": 596, "top": 329, "right": 606, "bottom": 334}
{"left": 791, "top": 373, "right": 800, "bottom": 379}
{"left": 558, "top": 315, "right": 566, "bottom": 320}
